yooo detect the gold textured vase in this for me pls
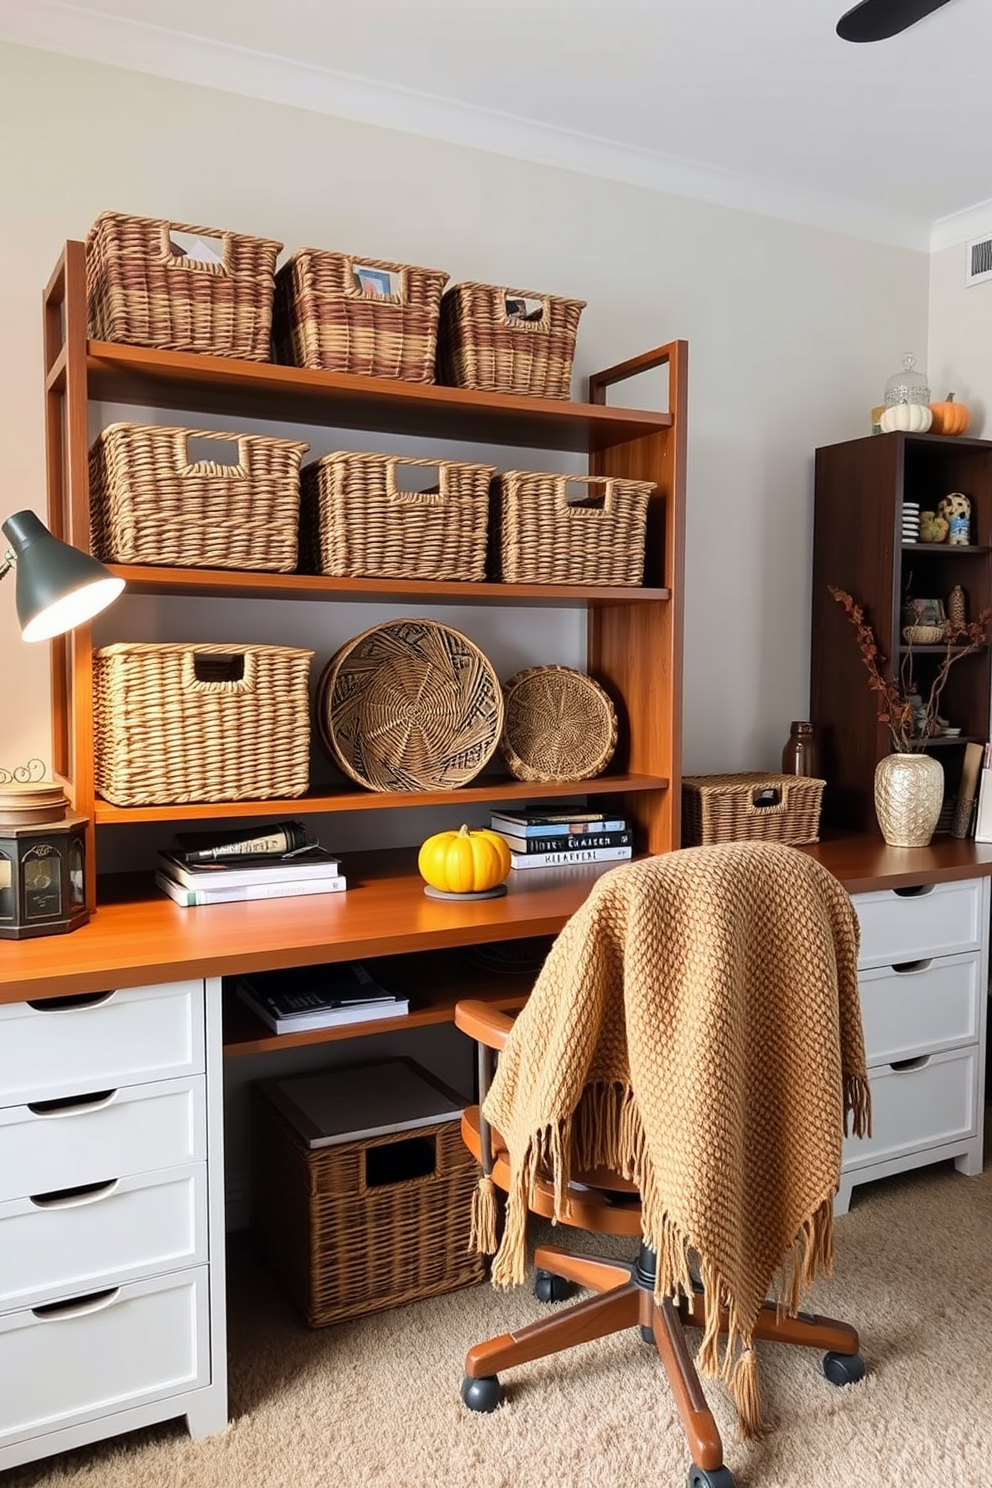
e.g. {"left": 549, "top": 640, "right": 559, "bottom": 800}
{"left": 873, "top": 752, "right": 944, "bottom": 847}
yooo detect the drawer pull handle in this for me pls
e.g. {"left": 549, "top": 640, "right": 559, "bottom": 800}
{"left": 889, "top": 1055, "right": 932, "bottom": 1073}
{"left": 27, "top": 1090, "right": 116, "bottom": 1117}
{"left": 890, "top": 959, "right": 933, "bottom": 974}
{"left": 26, "top": 991, "right": 116, "bottom": 1012}
{"left": 892, "top": 883, "right": 935, "bottom": 898}
{"left": 31, "top": 1287, "right": 120, "bottom": 1321}
{"left": 30, "top": 1179, "right": 119, "bottom": 1209}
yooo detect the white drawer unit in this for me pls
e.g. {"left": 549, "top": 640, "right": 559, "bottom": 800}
{"left": 837, "top": 877, "right": 990, "bottom": 1216}
{"left": 0, "top": 977, "right": 228, "bottom": 1475}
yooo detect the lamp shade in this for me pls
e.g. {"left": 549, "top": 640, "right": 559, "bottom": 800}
{"left": 2, "top": 510, "right": 125, "bottom": 642}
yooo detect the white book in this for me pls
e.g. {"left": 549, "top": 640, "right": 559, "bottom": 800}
{"left": 236, "top": 980, "right": 407, "bottom": 1034}
{"left": 974, "top": 768, "right": 992, "bottom": 842}
{"left": 155, "top": 869, "right": 347, "bottom": 906}
{"left": 509, "top": 845, "right": 633, "bottom": 870}
{"left": 156, "top": 847, "right": 341, "bottom": 889}
{"left": 259, "top": 1057, "right": 463, "bottom": 1147}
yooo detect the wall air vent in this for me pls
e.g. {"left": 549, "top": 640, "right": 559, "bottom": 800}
{"left": 966, "top": 235, "right": 992, "bottom": 286}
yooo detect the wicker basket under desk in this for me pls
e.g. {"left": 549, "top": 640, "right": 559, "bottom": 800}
{"left": 681, "top": 773, "right": 826, "bottom": 847}
{"left": 250, "top": 1085, "right": 484, "bottom": 1328}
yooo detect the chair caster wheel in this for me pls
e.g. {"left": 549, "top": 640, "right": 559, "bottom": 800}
{"left": 461, "top": 1374, "right": 504, "bottom": 1412}
{"left": 534, "top": 1269, "right": 574, "bottom": 1303}
{"left": 640, "top": 1323, "right": 656, "bottom": 1345}
{"left": 688, "top": 1464, "right": 736, "bottom": 1488}
{"left": 823, "top": 1350, "right": 866, "bottom": 1386}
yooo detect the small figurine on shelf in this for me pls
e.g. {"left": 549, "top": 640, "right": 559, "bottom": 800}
{"left": 936, "top": 492, "right": 971, "bottom": 545}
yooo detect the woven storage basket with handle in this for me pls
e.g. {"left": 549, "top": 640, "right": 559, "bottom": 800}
{"left": 299, "top": 451, "right": 496, "bottom": 581}
{"left": 499, "top": 665, "right": 618, "bottom": 782}
{"left": 89, "top": 423, "right": 309, "bottom": 572}
{"left": 681, "top": 773, "right": 826, "bottom": 847}
{"left": 436, "top": 282, "right": 586, "bottom": 399}
{"left": 86, "top": 211, "right": 282, "bottom": 361}
{"left": 272, "top": 249, "right": 449, "bottom": 382}
{"left": 493, "top": 471, "right": 652, "bottom": 585}
{"left": 93, "top": 642, "right": 313, "bottom": 806}
{"left": 315, "top": 618, "right": 503, "bottom": 792}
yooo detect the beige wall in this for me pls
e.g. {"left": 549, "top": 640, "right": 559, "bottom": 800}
{"left": 0, "top": 41, "right": 929, "bottom": 819}
{"left": 929, "top": 239, "right": 992, "bottom": 436}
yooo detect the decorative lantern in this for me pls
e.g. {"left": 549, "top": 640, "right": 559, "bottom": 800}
{"left": 0, "top": 783, "right": 89, "bottom": 939}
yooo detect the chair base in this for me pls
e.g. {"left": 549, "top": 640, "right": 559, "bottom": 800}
{"left": 462, "top": 1241, "right": 864, "bottom": 1485}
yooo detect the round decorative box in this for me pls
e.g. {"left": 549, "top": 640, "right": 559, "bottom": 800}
{"left": 315, "top": 618, "right": 503, "bottom": 792}
{"left": 498, "top": 664, "right": 618, "bottom": 783}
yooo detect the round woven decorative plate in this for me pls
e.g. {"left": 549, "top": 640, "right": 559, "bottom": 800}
{"left": 499, "top": 665, "right": 618, "bottom": 783}
{"left": 316, "top": 618, "right": 504, "bottom": 792}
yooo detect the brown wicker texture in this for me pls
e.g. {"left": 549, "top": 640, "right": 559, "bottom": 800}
{"left": 436, "top": 282, "right": 586, "bottom": 399}
{"left": 299, "top": 451, "right": 495, "bottom": 581}
{"left": 493, "top": 470, "right": 653, "bottom": 585}
{"left": 85, "top": 211, "right": 282, "bottom": 361}
{"left": 89, "top": 423, "right": 309, "bottom": 572}
{"left": 315, "top": 618, "right": 503, "bottom": 792}
{"left": 499, "top": 665, "right": 618, "bottom": 782}
{"left": 272, "top": 249, "right": 449, "bottom": 382}
{"left": 681, "top": 773, "right": 826, "bottom": 848}
{"left": 250, "top": 1090, "right": 484, "bottom": 1328}
{"left": 93, "top": 642, "right": 313, "bottom": 807}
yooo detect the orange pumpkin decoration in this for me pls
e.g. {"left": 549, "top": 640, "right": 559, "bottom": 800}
{"left": 929, "top": 392, "right": 970, "bottom": 436}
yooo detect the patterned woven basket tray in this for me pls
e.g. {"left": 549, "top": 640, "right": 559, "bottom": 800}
{"left": 681, "top": 773, "right": 826, "bottom": 847}
{"left": 493, "top": 471, "right": 653, "bottom": 586}
{"left": 85, "top": 211, "right": 282, "bottom": 361}
{"left": 299, "top": 451, "right": 496, "bottom": 581}
{"left": 499, "top": 665, "right": 618, "bottom": 782}
{"left": 436, "top": 282, "right": 586, "bottom": 399}
{"left": 315, "top": 618, "right": 503, "bottom": 792}
{"left": 272, "top": 249, "right": 450, "bottom": 382}
{"left": 93, "top": 642, "right": 313, "bottom": 806}
{"left": 89, "top": 423, "right": 309, "bottom": 572}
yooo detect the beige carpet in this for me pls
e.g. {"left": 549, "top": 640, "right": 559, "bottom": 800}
{"left": 6, "top": 1143, "right": 992, "bottom": 1488}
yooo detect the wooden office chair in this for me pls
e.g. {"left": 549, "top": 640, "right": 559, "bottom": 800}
{"left": 453, "top": 847, "right": 869, "bottom": 1488}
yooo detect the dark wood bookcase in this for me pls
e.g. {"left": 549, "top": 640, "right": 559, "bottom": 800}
{"left": 811, "top": 430, "right": 992, "bottom": 832}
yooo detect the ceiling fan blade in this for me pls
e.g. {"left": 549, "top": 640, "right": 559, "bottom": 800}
{"left": 837, "top": 0, "right": 955, "bottom": 42}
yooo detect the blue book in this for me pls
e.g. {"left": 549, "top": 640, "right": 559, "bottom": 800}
{"left": 490, "top": 812, "right": 627, "bottom": 838}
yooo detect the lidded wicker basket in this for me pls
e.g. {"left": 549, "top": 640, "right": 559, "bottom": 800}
{"left": 492, "top": 471, "right": 653, "bottom": 586}
{"left": 315, "top": 618, "right": 503, "bottom": 792}
{"left": 437, "top": 282, "right": 586, "bottom": 399}
{"left": 499, "top": 666, "right": 618, "bottom": 782}
{"left": 89, "top": 423, "right": 309, "bottom": 572}
{"left": 681, "top": 773, "right": 825, "bottom": 848}
{"left": 299, "top": 451, "right": 496, "bottom": 581}
{"left": 272, "top": 249, "right": 449, "bottom": 382}
{"left": 93, "top": 642, "right": 313, "bottom": 806}
{"left": 86, "top": 211, "right": 282, "bottom": 361}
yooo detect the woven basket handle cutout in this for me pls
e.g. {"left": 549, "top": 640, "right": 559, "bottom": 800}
{"left": 348, "top": 259, "right": 407, "bottom": 303}
{"left": 560, "top": 478, "right": 614, "bottom": 518}
{"left": 746, "top": 785, "right": 789, "bottom": 816}
{"left": 158, "top": 225, "right": 231, "bottom": 278}
{"left": 502, "top": 293, "right": 548, "bottom": 329}
{"left": 180, "top": 650, "right": 258, "bottom": 694}
{"left": 387, "top": 459, "right": 446, "bottom": 507}
{"left": 179, "top": 432, "right": 249, "bottom": 482}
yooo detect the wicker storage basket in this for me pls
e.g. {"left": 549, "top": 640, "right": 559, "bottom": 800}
{"left": 315, "top": 618, "right": 503, "bottom": 792}
{"left": 500, "top": 665, "right": 618, "bottom": 782}
{"left": 93, "top": 642, "right": 313, "bottom": 806}
{"left": 681, "top": 773, "right": 826, "bottom": 847}
{"left": 492, "top": 471, "right": 652, "bottom": 586}
{"left": 437, "top": 282, "right": 586, "bottom": 399}
{"left": 86, "top": 211, "right": 282, "bottom": 361}
{"left": 299, "top": 451, "right": 496, "bottom": 581}
{"left": 250, "top": 1077, "right": 484, "bottom": 1328}
{"left": 89, "top": 423, "right": 309, "bottom": 572}
{"left": 272, "top": 249, "right": 449, "bottom": 382}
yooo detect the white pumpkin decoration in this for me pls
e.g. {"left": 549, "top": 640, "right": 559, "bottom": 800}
{"left": 879, "top": 402, "right": 933, "bottom": 433}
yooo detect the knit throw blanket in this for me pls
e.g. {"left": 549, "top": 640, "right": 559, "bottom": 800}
{"left": 480, "top": 840, "right": 870, "bottom": 1438}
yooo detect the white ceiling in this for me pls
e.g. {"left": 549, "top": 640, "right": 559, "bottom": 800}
{"left": 3, "top": 0, "right": 991, "bottom": 250}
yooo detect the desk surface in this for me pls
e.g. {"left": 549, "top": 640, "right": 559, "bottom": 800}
{"left": 3, "top": 835, "right": 992, "bottom": 1013}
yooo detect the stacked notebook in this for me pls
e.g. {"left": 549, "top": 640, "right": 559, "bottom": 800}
{"left": 155, "top": 829, "right": 346, "bottom": 907}
{"left": 489, "top": 803, "right": 633, "bottom": 870}
{"left": 234, "top": 960, "right": 408, "bottom": 1033}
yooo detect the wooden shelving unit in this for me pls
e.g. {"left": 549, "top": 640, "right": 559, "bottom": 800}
{"left": 42, "top": 240, "right": 687, "bottom": 970}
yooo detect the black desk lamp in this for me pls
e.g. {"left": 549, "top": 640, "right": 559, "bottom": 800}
{"left": 1, "top": 509, "right": 125, "bottom": 641}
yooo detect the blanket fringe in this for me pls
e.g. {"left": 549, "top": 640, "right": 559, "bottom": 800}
{"left": 469, "top": 1176, "right": 499, "bottom": 1256}
{"left": 845, "top": 1073, "right": 872, "bottom": 1140}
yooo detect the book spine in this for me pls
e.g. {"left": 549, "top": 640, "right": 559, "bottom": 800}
{"left": 494, "top": 830, "right": 632, "bottom": 854}
{"left": 158, "top": 855, "right": 341, "bottom": 888}
{"left": 155, "top": 871, "right": 346, "bottom": 905}
{"left": 489, "top": 817, "right": 627, "bottom": 838}
{"left": 508, "top": 846, "right": 633, "bottom": 870}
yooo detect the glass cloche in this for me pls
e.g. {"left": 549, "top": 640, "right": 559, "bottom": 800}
{"left": 884, "top": 353, "right": 930, "bottom": 407}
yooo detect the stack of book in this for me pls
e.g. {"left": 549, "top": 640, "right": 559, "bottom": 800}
{"left": 489, "top": 803, "right": 633, "bottom": 870}
{"left": 234, "top": 961, "right": 409, "bottom": 1033}
{"left": 155, "top": 845, "right": 346, "bottom": 906}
